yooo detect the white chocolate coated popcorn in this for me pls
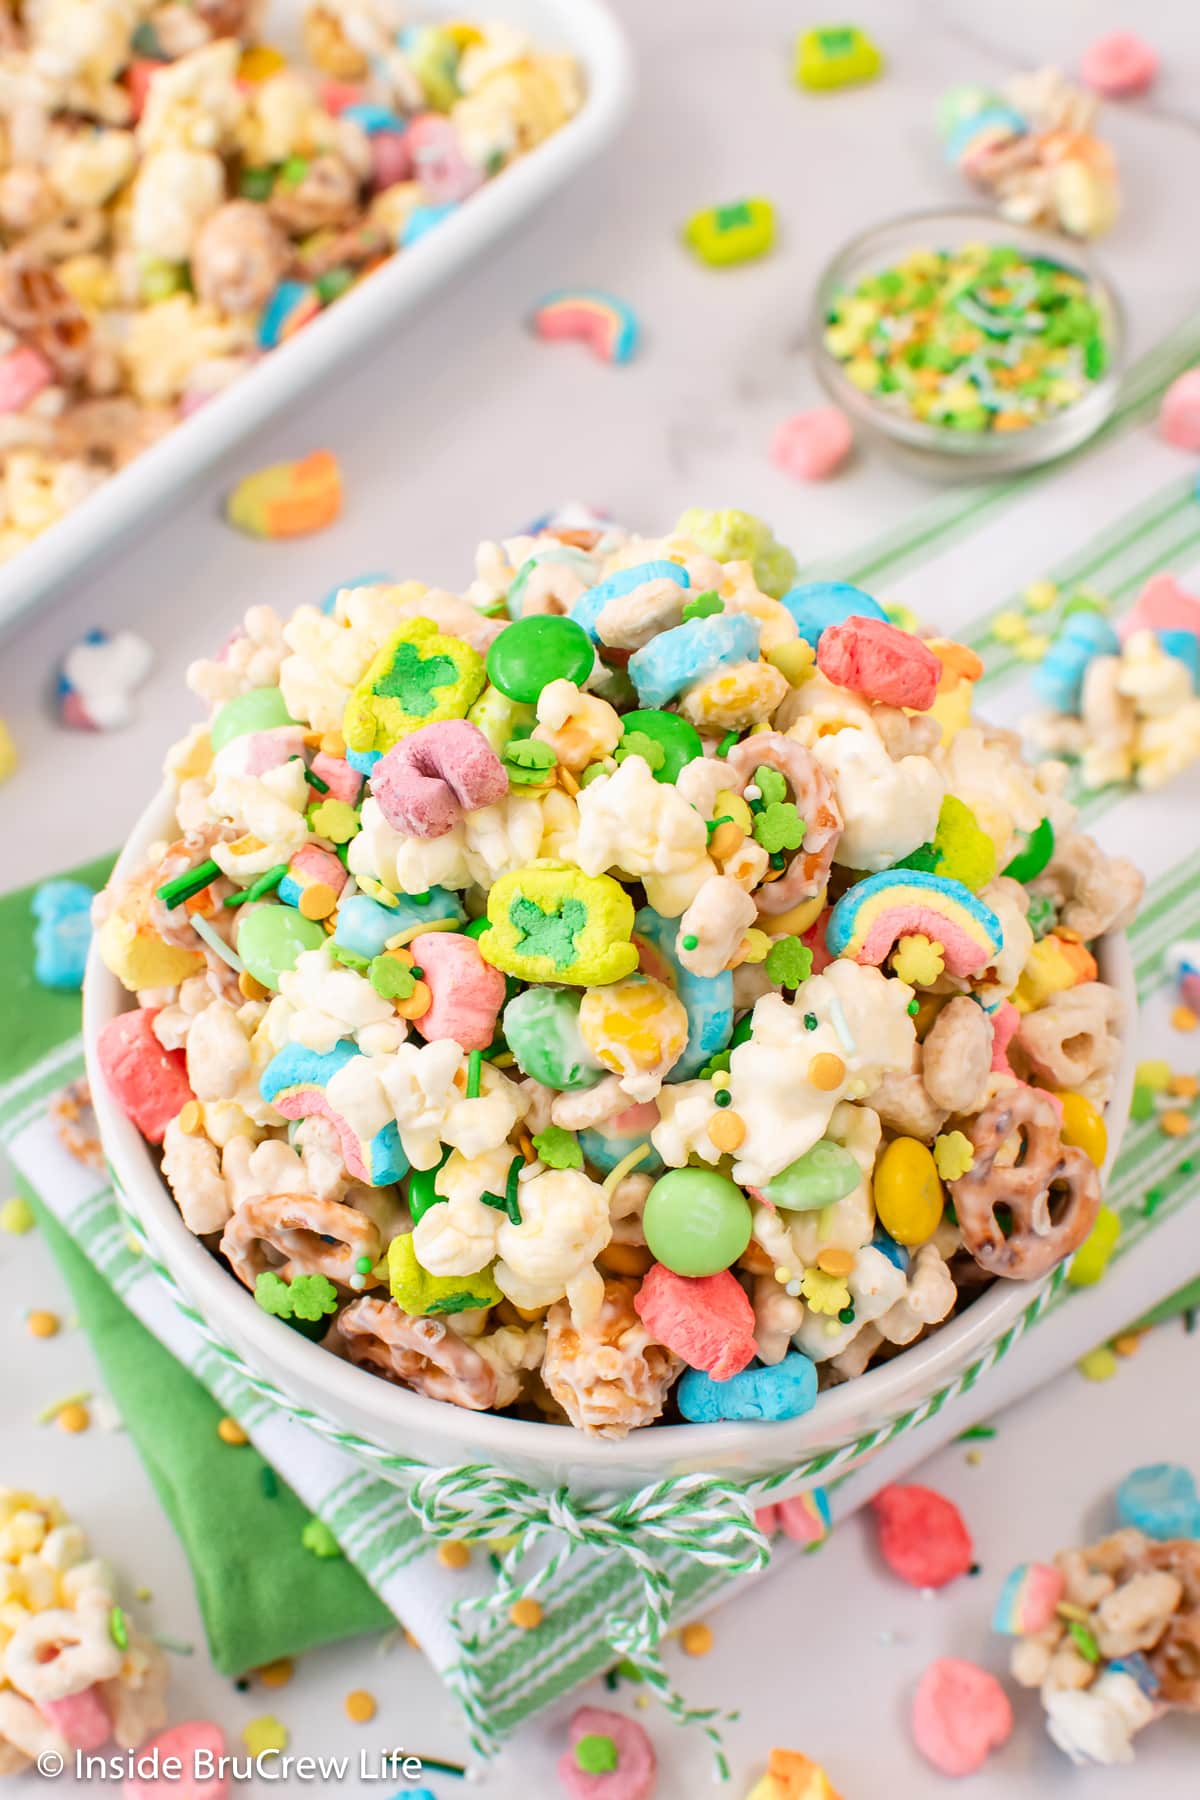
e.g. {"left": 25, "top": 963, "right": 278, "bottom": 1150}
{"left": 812, "top": 727, "right": 943, "bottom": 872}
{"left": 494, "top": 1167, "right": 612, "bottom": 1324}
{"left": 278, "top": 947, "right": 405, "bottom": 1056}
{"left": 572, "top": 754, "right": 712, "bottom": 917}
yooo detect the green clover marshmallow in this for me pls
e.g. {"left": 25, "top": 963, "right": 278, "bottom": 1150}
{"left": 343, "top": 617, "right": 486, "bottom": 755}
{"left": 477, "top": 860, "right": 638, "bottom": 987}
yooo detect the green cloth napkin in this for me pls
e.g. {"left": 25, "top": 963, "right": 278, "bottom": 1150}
{"left": 2, "top": 862, "right": 390, "bottom": 1675}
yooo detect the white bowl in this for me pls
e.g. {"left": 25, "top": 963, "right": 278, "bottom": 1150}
{"left": 84, "top": 786, "right": 1136, "bottom": 1494}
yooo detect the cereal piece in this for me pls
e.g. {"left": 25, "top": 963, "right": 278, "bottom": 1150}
{"left": 543, "top": 1278, "right": 682, "bottom": 1438}
{"left": 911, "top": 1658, "right": 1013, "bottom": 1776}
{"left": 1081, "top": 33, "right": 1158, "bottom": 98}
{"left": 95, "top": 1010, "right": 194, "bottom": 1145}
{"left": 872, "top": 1484, "right": 974, "bottom": 1588}
{"left": 532, "top": 290, "right": 639, "bottom": 365}
{"left": 633, "top": 1264, "right": 756, "bottom": 1380}
{"left": 683, "top": 198, "right": 775, "bottom": 266}
{"left": 816, "top": 615, "right": 941, "bottom": 711}
{"left": 56, "top": 629, "right": 155, "bottom": 732}
{"left": 226, "top": 451, "right": 342, "bottom": 539}
{"left": 771, "top": 408, "right": 853, "bottom": 481}
{"left": 795, "top": 26, "right": 883, "bottom": 90}
{"left": 558, "top": 1705, "right": 656, "bottom": 1800}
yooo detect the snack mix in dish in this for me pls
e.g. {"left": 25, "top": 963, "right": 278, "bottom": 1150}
{"left": 939, "top": 66, "right": 1119, "bottom": 239}
{"left": 0, "top": 1490, "right": 168, "bottom": 1775}
{"left": 823, "top": 243, "right": 1110, "bottom": 436}
{"left": 996, "top": 1525, "right": 1200, "bottom": 1766}
{"left": 93, "top": 508, "right": 1144, "bottom": 1438}
{"left": 0, "top": 1, "right": 581, "bottom": 561}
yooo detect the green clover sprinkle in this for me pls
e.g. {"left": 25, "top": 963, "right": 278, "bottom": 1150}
{"left": 510, "top": 895, "right": 587, "bottom": 970}
{"left": 576, "top": 1735, "right": 619, "bottom": 1775}
{"left": 1068, "top": 1620, "right": 1101, "bottom": 1664}
{"left": 503, "top": 738, "right": 557, "bottom": 785}
{"left": 369, "top": 954, "right": 416, "bottom": 1000}
{"left": 481, "top": 1154, "right": 524, "bottom": 1225}
{"left": 698, "top": 1048, "right": 732, "bottom": 1079}
{"left": 330, "top": 942, "right": 371, "bottom": 971}
{"left": 374, "top": 640, "right": 458, "bottom": 715}
{"left": 753, "top": 800, "right": 806, "bottom": 853}
{"left": 765, "top": 936, "right": 813, "bottom": 989}
{"left": 752, "top": 764, "right": 787, "bottom": 807}
{"left": 532, "top": 1126, "right": 583, "bottom": 1170}
{"left": 301, "top": 1517, "right": 342, "bottom": 1559}
{"left": 290, "top": 1274, "right": 339, "bottom": 1322}
{"left": 615, "top": 730, "right": 666, "bottom": 772}
{"left": 681, "top": 589, "right": 723, "bottom": 623}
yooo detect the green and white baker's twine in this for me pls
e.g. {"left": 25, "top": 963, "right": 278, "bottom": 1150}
{"left": 110, "top": 1189, "right": 1065, "bottom": 1774}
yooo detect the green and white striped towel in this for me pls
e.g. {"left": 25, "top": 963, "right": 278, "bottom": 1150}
{"left": 4, "top": 314, "right": 1200, "bottom": 1761}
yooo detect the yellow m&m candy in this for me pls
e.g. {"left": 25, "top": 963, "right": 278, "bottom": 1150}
{"left": 1056, "top": 1090, "right": 1107, "bottom": 1168}
{"left": 874, "top": 1136, "right": 945, "bottom": 1246}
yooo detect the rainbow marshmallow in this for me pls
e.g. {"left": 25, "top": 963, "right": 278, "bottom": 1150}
{"left": 825, "top": 869, "right": 1002, "bottom": 977}
{"left": 992, "top": 1561, "right": 1065, "bottom": 1636}
{"left": 278, "top": 844, "right": 348, "bottom": 910}
{"left": 260, "top": 1040, "right": 408, "bottom": 1186}
{"left": 531, "top": 289, "right": 640, "bottom": 365}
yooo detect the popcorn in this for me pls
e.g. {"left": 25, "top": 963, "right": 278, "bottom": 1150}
{"left": 812, "top": 727, "right": 944, "bottom": 871}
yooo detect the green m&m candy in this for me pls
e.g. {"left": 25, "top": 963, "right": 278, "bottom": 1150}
{"left": 209, "top": 685, "right": 296, "bottom": 752}
{"left": 237, "top": 903, "right": 326, "bottom": 990}
{"left": 643, "top": 1168, "right": 752, "bottom": 1277}
{"left": 486, "top": 615, "right": 594, "bottom": 704}
{"left": 617, "top": 709, "right": 704, "bottom": 783}
{"left": 502, "top": 986, "right": 603, "bottom": 1090}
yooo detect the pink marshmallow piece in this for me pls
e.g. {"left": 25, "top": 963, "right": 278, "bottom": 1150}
{"left": 372, "top": 719, "right": 509, "bottom": 839}
{"left": 1159, "top": 369, "right": 1200, "bottom": 451}
{"left": 1119, "top": 571, "right": 1200, "bottom": 643}
{"left": 308, "top": 750, "right": 363, "bottom": 804}
{"left": 370, "top": 131, "right": 413, "bottom": 192}
{"left": 911, "top": 1658, "right": 1013, "bottom": 1778}
{"left": 122, "top": 1720, "right": 231, "bottom": 1799}
{"left": 633, "top": 1264, "right": 756, "bottom": 1381}
{"left": 96, "top": 1009, "right": 194, "bottom": 1145}
{"left": 816, "top": 614, "right": 942, "bottom": 711}
{"left": 0, "top": 344, "right": 53, "bottom": 414}
{"left": 409, "top": 930, "right": 507, "bottom": 1052}
{"left": 38, "top": 1686, "right": 112, "bottom": 1751}
{"left": 771, "top": 407, "right": 853, "bottom": 481}
{"left": 1080, "top": 31, "right": 1158, "bottom": 97}
{"left": 989, "top": 1001, "right": 1019, "bottom": 1073}
{"left": 407, "top": 114, "right": 483, "bottom": 204}
{"left": 558, "top": 1706, "right": 657, "bottom": 1800}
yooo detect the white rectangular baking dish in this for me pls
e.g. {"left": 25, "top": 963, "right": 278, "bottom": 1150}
{"left": 0, "top": 0, "right": 632, "bottom": 638}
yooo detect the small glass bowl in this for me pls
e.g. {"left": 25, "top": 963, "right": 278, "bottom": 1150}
{"left": 810, "top": 207, "right": 1126, "bottom": 481}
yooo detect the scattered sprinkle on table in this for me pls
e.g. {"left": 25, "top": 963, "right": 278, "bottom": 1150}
{"left": 37, "top": 1388, "right": 91, "bottom": 1425}
{"left": 260, "top": 1466, "right": 279, "bottom": 1500}
{"left": 436, "top": 1541, "right": 472, "bottom": 1570}
{"left": 1171, "top": 1006, "right": 1199, "bottom": 1032}
{"left": 57, "top": 1402, "right": 91, "bottom": 1433}
{"left": 1077, "top": 1346, "right": 1119, "bottom": 1382}
{"left": 680, "top": 1621, "right": 714, "bottom": 1657}
{"left": 301, "top": 1517, "right": 342, "bottom": 1559}
{"left": 823, "top": 244, "right": 1109, "bottom": 433}
{"left": 26, "top": 1309, "right": 59, "bottom": 1339}
{"left": 344, "top": 1689, "right": 377, "bottom": 1723}
{"left": 257, "top": 1658, "right": 293, "bottom": 1689}
{"left": 1169, "top": 1073, "right": 1199, "bottom": 1099}
{"left": 0, "top": 1195, "right": 35, "bottom": 1234}
{"left": 1160, "top": 1110, "right": 1191, "bottom": 1138}
{"left": 509, "top": 1598, "right": 544, "bottom": 1631}
{"left": 242, "top": 1715, "right": 288, "bottom": 1757}
{"left": 217, "top": 1416, "right": 249, "bottom": 1446}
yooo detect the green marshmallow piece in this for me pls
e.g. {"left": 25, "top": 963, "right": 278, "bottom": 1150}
{"left": 486, "top": 614, "right": 594, "bottom": 704}
{"left": 387, "top": 1233, "right": 500, "bottom": 1316}
{"left": 236, "top": 903, "right": 327, "bottom": 991}
{"left": 209, "top": 685, "right": 296, "bottom": 752}
{"left": 643, "top": 1168, "right": 752, "bottom": 1277}
{"left": 674, "top": 508, "right": 797, "bottom": 599}
{"left": 467, "top": 685, "right": 535, "bottom": 754}
{"left": 503, "top": 986, "right": 604, "bottom": 1090}
{"left": 576, "top": 1735, "right": 619, "bottom": 1774}
{"left": 619, "top": 709, "right": 704, "bottom": 783}
{"left": 761, "top": 1139, "right": 860, "bottom": 1212}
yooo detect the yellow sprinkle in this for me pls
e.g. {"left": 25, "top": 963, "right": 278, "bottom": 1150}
{"left": 990, "top": 610, "right": 1029, "bottom": 645}
{"left": 344, "top": 1689, "right": 376, "bottom": 1723}
{"left": 1160, "top": 1110, "right": 1191, "bottom": 1138}
{"left": 1015, "top": 634, "right": 1051, "bottom": 662}
{"left": 1022, "top": 579, "right": 1058, "bottom": 614}
{"left": 1171, "top": 1007, "right": 1199, "bottom": 1034}
{"left": 217, "top": 1416, "right": 249, "bottom": 1446}
{"left": 257, "top": 1658, "right": 294, "bottom": 1689}
{"left": 0, "top": 1196, "right": 35, "bottom": 1234}
{"left": 57, "top": 1402, "right": 90, "bottom": 1433}
{"left": 965, "top": 1448, "right": 983, "bottom": 1467}
{"left": 774, "top": 1266, "right": 792, "bottom": 1284}
{"left": 299, "top": 882, "right": 338, "bottom": 921}
{"left": 680, "top": 1622, "right": 714, "bottom": 1657}
{"left": 239, "top": 971, "right": 271, "bottom": 1001}
{"left": 1169, "top": 1073, "right": 1199, "bottom": 1098}
{"left": 383, "top": 917, "right": 458, "bottom": 949}
{"left": 510, "top": 1598, "right": 543, "bottom": 1631}
{"left": 242, "top": 1715, "right": 288, "bottom": 1758}
{"left": 1077, "top": 1347, "right": 1118, "bottom": 1382}
{"left": 816, "top": 1248, "right": 854, "bottom": 1278}
{"left": 707, "top": 1111, "right": 746, "bottom": 1152}
{"left": 602, "top": 1142, "right": 651, "bottom": 1195}
{"left": 178, "top": 1100, "right": 204, "bottom": 1135}
{"left": 27, "top": 1310, "right": 59, "bottom": 1339}
{"left": 807, "top": 1052, "right": 845, "bottom": 1091}
{"left": 437, "top": 1541, "right": 472, "bottom": 1570}
{"left": 320, "top": 731, "right": 347, "bottom": 757}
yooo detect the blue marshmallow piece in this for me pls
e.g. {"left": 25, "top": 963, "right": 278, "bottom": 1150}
{"left": 943, "top": 104, "right": 1028, "bottom": 165}
{"left": 634, "top": 906, "right": 732, "bottom": 1080}
{"left": 678, "top": 1352, "right": 818, "bottom": 1423}
{"left": 1158, "top": 628, "right": 1200, "bottom": 689}
{"left": 779, "top": 580, "right": 887, "bottom": 649}
{"left": 334, "top": 890, "right": 463, "bottom": 962}
{"left": 578, "top": 1125, "right": 664, "bottom": 1178}
{"left": 1115, "top": 1463, "right": 1200, "bottom": 1542}
{"left": 570, "top": 559, "right": 691, "bottom": 643}
{"left": 1032, "top": 612, "right": 1120, "bottom": 714}
{"left": 628, "top": 611, "right": 760, "bottom": 709}
{"left": 32, "top": 879, "right": 95, "bottom": 991}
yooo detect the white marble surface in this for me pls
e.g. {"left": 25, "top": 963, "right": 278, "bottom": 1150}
{"left": 3, "top": 0, "right": 1200, "bottom": 1794}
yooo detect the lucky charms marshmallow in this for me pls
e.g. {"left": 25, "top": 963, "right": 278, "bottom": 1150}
{"left": 93, "top": 510, "right": 1142, "bottom": 1438}
{"left": 0, "top": 1490, "right": 168, "bottom": 1776}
